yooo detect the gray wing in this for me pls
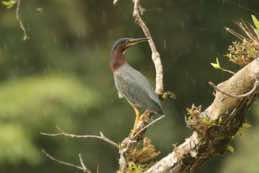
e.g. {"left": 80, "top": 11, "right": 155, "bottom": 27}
{"left": 114, "top": 64, "right": 162, "bottom": 113}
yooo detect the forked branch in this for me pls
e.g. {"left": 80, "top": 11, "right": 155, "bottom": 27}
{"left": 41, "top": 127, "right": 119, "bottom": 149}
{"left": 42, "top": 150, "right": 92, "bottom": 173}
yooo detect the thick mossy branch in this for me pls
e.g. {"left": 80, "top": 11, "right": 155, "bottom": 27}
{"left": 144, "top": 58, "right": 259, "bottom": 173}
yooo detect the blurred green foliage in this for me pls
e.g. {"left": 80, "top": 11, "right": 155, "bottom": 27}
{"left": 0, "top": 75, "right": 99, "bottom": 167}
{"left": 1, "top": 0, "right": 16, "bottom": 9}
{"left": 0, "top": 75, "right": 98, "bottom": 120}
{"left": 0, "top": 0, "right": 258, "bottom": 173}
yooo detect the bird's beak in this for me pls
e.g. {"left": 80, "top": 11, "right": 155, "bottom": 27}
{"left": 127, "top": 37, "right": 149, "bottom": 48}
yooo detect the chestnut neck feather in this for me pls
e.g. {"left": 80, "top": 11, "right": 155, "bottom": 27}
{"left": 110, "top": 49, "right": 127, "bottom": 72}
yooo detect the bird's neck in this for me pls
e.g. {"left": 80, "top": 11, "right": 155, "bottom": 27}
{"left": 110, "top": 50, "right": 127, "bottom": 72}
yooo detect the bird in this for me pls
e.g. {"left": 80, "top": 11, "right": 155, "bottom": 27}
{"left": 110, "top": 37, "right": 163, "bottom": 127}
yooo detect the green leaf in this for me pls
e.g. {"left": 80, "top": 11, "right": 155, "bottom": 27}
{"left": 254, "top": 29, "right": 259, "bottom": 38}
{"left": 210, "top": 58, "right": 221, "bottom": 69}
{"left": 251, "top": 15, "right": 259, "bottom": 30}
{"left": 227, "top": 145, "right": 235, "bottom": 153}
{"left": 1, "top": 0, "right": 16, "bottom": 9}
{"left": 242, "top": 122, "right": 252, "bottom": 129}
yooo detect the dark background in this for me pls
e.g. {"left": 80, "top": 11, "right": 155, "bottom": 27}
{"left": 0, "top": 0, "right": 259, "bottom": 172}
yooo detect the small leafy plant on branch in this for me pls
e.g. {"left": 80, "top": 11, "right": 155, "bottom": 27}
{"left": 211, "top": 15, "right": 259, "bottom": 74}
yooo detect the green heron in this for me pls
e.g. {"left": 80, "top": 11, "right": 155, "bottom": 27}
{"left": 110, "top": 37, "right": 163, "bottom": 127}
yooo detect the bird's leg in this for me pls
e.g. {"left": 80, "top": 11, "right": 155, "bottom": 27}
{"left": 141, "top": 110, "right": 152, "bottom": 122}
{"left": 132, "top": 106, "right": 141, "bottom": 129}
{"left": 131, "top": 110, "right": 152, "bottom": 138}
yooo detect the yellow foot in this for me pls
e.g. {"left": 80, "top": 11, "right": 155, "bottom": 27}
{"left": 133, "top": 107, "right": 141, "bottom": 129}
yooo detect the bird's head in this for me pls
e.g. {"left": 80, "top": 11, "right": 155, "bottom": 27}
{"left": 111, "top": 37, "right": 148, "bottom": 54}
{"left": 110, "top": 37, "right": 148, "bottom": 71}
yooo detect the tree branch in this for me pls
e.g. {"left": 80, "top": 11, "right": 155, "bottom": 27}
{"left": 41, "top": 128, "right": 118, "bottom": 172}
{"left": 132, "top": 0, "right": 164, "bottom": 95}
{"left": 144, "top": 58, "right": 259, "bottom": 173}
{"left": 16, "top": 0, "right": 29, "bottom": 40}
{"left": 40, "top": 127, "right": 119, "bottom": 149}
{"left": 42, "top": 150, "right": 92, "bottom": 173}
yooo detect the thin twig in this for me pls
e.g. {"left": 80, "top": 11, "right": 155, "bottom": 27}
{"left": 42, "top": 150, "right": 91, "bottom": 173}
{"left": 16, "top": 0, "right": 29, "bottom": 40}
{"left": 133, "top": 115, "right": 165, "bottom": 138}
{"left": 78, "top": 153, "right": 92, "bottom": 173}
{"left": 132, "top": 0, "right": 164, "bottom": 94}
{"left": 221, "top": 68, "right": 235, "bottom": 75}
{"left": 40, "top": 127, "right": 119, "bottom": 149}
{"left": 209, "top": 80, "right": 258, "bottom": 98}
